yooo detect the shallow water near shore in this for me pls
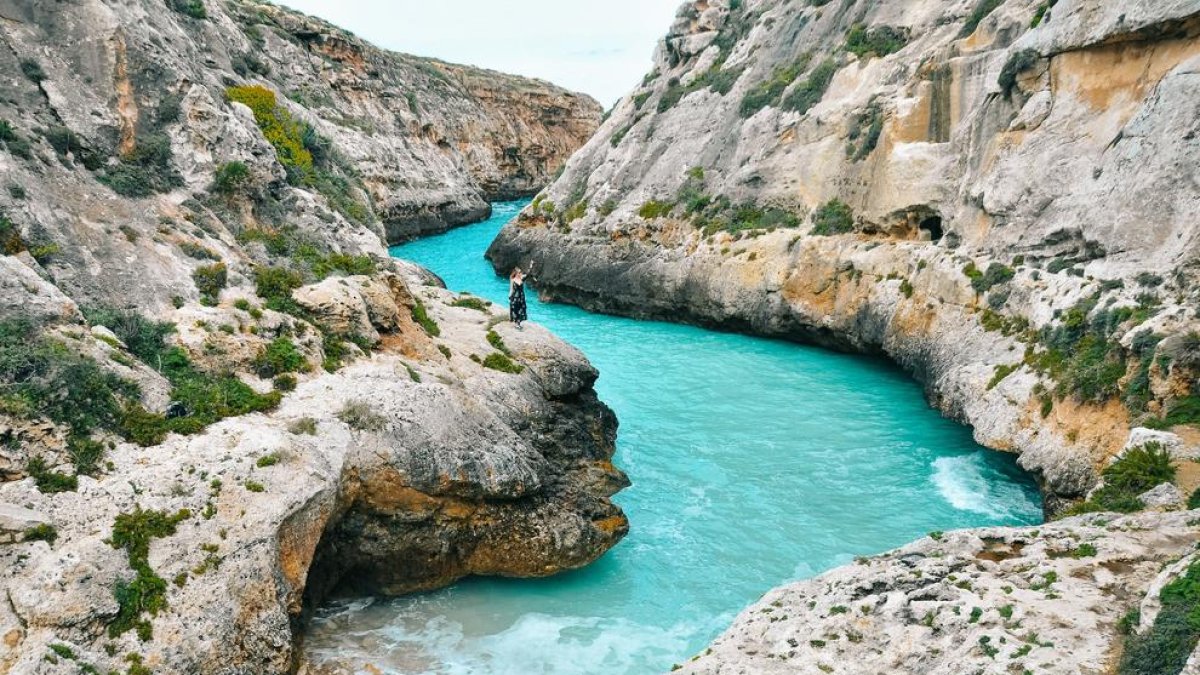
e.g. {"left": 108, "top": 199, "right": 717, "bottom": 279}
{"left": 303, "top": 200, "right": 1042, "bottom": 674}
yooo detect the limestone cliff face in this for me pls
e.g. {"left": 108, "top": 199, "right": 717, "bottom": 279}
{"left": 0, "top": 0, "right": 600, "bottom": 255}
{"left": 0, "top": 1, "right": 619, "bottom": 672}
{"left": 489, "top": 0, "right": 1200, "bottom": 508}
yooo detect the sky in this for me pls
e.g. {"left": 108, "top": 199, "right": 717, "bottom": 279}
{"left": 276, "top": 0, "right": 684, "bottom": 107}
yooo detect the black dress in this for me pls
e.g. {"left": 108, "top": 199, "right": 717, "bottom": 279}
{"left": 509, "top": 280, "right": 528, "bottom": 324}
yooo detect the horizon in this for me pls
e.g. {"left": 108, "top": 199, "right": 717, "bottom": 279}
{"left": 275, "top": 0, "right": 683, "bottom": 107}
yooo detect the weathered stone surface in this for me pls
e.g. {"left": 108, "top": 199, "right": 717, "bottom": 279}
{"left": 488, "top": 0, "right": 1200, "bottom": 512}
{"left": 0, "top": 2, "right": 614, "bottom": 672}
{"left": 1138, "top": 482, "right": 1184, "bottom": 509}
{"left": 0, "top": 283, "right": 627, "bottom": 674}
{"left": 0, "top": 503, "right": 49, "bottom": 544}
{"left": 677, "top": 511, "right": 1200, "bottom": 674}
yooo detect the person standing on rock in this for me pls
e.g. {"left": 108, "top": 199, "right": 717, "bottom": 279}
{"left": 509, "top": 263, "right": 532, "bottom": 328}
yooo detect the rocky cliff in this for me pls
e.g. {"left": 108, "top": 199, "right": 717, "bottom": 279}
{"left": 0, "top": 1, "right": 620, "bottom": 672}
{"left": 1, "top": 0, "right": 600, "bottom": 251}
{"left": 484, "top": 0, "right": 1200, "bottom": 670}
{"left": 488, "top": 0, "right": 1200, "bottom": 511}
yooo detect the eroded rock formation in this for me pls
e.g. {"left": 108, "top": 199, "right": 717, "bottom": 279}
{"left": 488, "top": 0, "right": 1200, "bottom": 510}
{"left": 0, "top": 0, "right": 617, "bottom": 672}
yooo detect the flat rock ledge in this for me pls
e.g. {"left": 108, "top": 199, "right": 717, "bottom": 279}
{"left": 677, "top": 510, "right": 1200, "bottom": 674}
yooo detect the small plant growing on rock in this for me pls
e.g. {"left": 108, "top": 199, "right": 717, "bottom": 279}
{"left": 1062, "top": 442, "right": 1175, "bottom": 517}
{"left": 638, "top": 200, "right": 674, "bottom": 219}
{"left": 288, "top": 417, "right": 318, "bottom": 435}
{"left": 108, "top": 506, "right": 192, "bottom": 640}
{"left": 19, "top": 59, "right": 46, "bottom": 84}
{"left": 482, "top": 352, "right": 524, "bottom": 374}
{"left": 23, "top": 523, "right": 58, "bottom": 545}
{"left": 486, "top": 330, "right": 511, "bottom": 355}
{"left": 999, "top": 49, "right": 1040, "bottom": 97}
{"left": 811, "top": 199, "right": 854, "bottom": 235}
{"left": 192, "top": 262, "right": 227, "bottom": 304}
{"left": 411, "top": 299, "right": 441, "bottom": 337}
{"left": 168, "top": 0, "right": 207, "bottom": 19}
{"left": 337, "top": 400, "right": 387, "bottom": 432}
{"left": 251, "top": 337, "right": 306, "bottom": 378}
{"left": 26, "top": 457, "right": 78, "bottom": 494}
{"left": 451, "top": 296, "right": 489, "bottom": 311}
{"left": 213, "top": 161, "right": 251, "bottom": 194}
{"left": 844, "top": 24, "right": 908, "bottom": 59}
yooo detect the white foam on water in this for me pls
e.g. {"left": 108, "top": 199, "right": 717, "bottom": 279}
{"left": 307, "top": 611, "right": 698, "bottom": 675}
{"left": 932, "top": 454, "right": 1029, "bottom": 518}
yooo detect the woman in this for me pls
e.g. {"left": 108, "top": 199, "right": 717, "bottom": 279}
{"left": 509, "top": 262, "right": 533, "bottom": 328}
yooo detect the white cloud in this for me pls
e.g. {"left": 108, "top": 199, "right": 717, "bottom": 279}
{"left": 275, "top": 0, "right": 682, "bottom": 107}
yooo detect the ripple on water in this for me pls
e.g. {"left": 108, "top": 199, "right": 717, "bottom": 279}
{"left": 302, "top": 201, "right": 1043, "bottom": 674}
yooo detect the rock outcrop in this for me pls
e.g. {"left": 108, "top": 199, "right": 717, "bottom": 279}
{"left": 0, "top": 283, "right": 628, "bottom": 673}
{"left": 677, "top": 510, "right": 1200, "bottom": 674}
{"left": 488, "top": 0, "right": 1200, "bottom": 510}
{"left": 0, "top": 1, "right": 618, "bottom": 672}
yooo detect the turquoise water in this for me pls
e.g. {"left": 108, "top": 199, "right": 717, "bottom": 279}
{"left": 304, "top": 201, "right": 1042, "bottom": 674}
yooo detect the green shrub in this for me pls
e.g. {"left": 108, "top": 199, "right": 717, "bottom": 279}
{"left": 67, "top": 435, "right": 106, "bottom": 476}
{"left": 213, "top": 161, "right": 251, "bottom": 194}
{"left": 168, "top": 0, "right": 207, "bottom": 18}
{"left": 43, "top": 125, "right": 107, "bottom": 170}
{"left": 108, "top": 506, "right": 191, "bottom": 639}
{"left": 26, "top": 456, "right": 78, "bottom": 494}
{"left": 273, "top": 373, "right": 297, "bottom": 392}
{"left": 1062, "top": 443, "right": 1175, "bottom": 517}
{"left": 1161, "top": 395, "right": 1200, "bottom": 427}
{"left": 411, "top": 299, "right": 440, "bottom": 337}
{"left": 964, "top": 262, "right": 1014, "bottom": 294}
{"left": 1, "top": 215, "right": 26, "bottom": 255}
{"left": 999, "top": 49, "right": 1040, "bottom": 97}
{"left": 987, "top": 363, "right": 1019, "bottom": 390}
{"left": 253, "top": 265, "right": 304, "bottom": 313}
{"left": 811, "top": 199, "right": 855, "bottom": 235}
{"left": 80, "top": 307, "right": 175, "bottom": 364}
{"left": 451, "top": 296, "right": 489, "bottom": 311}
{"left": 482, "top": 352, "right": 524, "bottom": 374}
{"left": 638, "top": 200, "right": 675, "bottom": 219}
{"left": 192, "top": 262, "right": 227, "bottom": 303}
{"left": 1119, "top": 559, "right": 1200, "bottom": 675}
{"left": 118, "top": 345, "right": 281, "bottom": 446}
{"left": 0, "top": 319, "right": 140, "bottom": 441}
{"left": 98, "top": 133, "right": 185, "bottom": 198}
{"left": 780, "top": 59, "right": 839, "bottom": 115}
{"left": 739, "top": 56, "right": 811, "bottom": 118}
{"left": 1031, "top": 0, "right": 1059, "bottom": 27}
{"left": 23, "top": 523, "right": 57, "bottom": 545}
{"left": 0, "top": 120, "right": 32, "bottom": 159}
{"left": 19, "top": 59, "right": 45, "bottom": 83}
{"left": 227, "top": 85, "right": 313, "bottom": 181}
{"left": 598, "top": 199, "right": 618, "bottom": 217}
{"left": 486, "top": 330, "right": 510, "bottom": 355}
{"left": 846, "top": 100, "right": 884, "bottom": 161}
{"left": 251, "top": 337, "right": 306, "bottom": 378}
{"left": 288, "top": 417, "right": 318, "bottom": 435}
{"left": 960, "top": 0, "right": 1004, "bottom": 37}
{"left": 244, "top": 480, "right": 265, "bottom": 493}
{"left": 563, "top": 199, "right": 589, "bottom": 223}
{"left": 845, "top": 24, "right": 909, "bottom": 59}
{"left": 1188, "top": 487, "right": 1200, "bottom": 510}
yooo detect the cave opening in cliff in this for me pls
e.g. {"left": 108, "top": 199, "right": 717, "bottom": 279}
{"left": 920, "top": 215, "right": 944, "bottom": 241}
